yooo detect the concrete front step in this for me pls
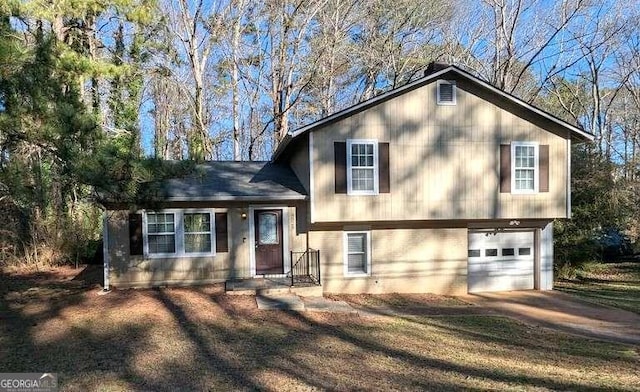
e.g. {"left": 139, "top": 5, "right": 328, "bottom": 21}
{"left": 256, "top": 294, "right": 355, "bottom": 313}
{"left": 256, "top": 294, "right": 305, "bottom": 311}
{"left": 226, "top": 281, "right": 323, "bottom": 297}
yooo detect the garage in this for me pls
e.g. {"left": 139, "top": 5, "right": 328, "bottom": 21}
{"left": 468, "top": 230, "right": 535, "bottom": 293}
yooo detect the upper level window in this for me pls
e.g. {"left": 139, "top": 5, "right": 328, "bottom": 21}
{"left": 145, "top": 210, "right": 215, "bottom": 257}
{"left": 347, "top": 139, "right": 378, "bottom": 195}
{"left": 512, "top": 142, "right": 538, "bottom": 193}
{"left": 437, "top": 80, "right": 456, "bottom": 105}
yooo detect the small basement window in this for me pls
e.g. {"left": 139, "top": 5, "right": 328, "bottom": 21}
{"left": 344, "top": 231, "right": 371, "bottom": 276}
{"left": 437, "top": 80, "right": 456, "bottom": 105}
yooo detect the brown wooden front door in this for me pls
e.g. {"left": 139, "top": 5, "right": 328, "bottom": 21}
{"left": 254, "top": 209, "right": 284, "bottom": 275}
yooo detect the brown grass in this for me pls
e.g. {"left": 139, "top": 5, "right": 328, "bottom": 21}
{"left": 1, "top": 265, "right": 639, "bottom": 391}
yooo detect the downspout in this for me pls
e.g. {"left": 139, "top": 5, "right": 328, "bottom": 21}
{"left": 102, "top": 211, "right": 111, "bottom": 292}
{"left": 566, "top": 135, "right": 572, "bottom": 219}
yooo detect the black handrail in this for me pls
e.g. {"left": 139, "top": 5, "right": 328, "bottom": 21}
{"left": 289, "top": 249, "right": 320, "bottom": 286}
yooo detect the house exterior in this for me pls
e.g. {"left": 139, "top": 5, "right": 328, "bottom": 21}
{"left": 102, "top": 64, "right": 593, "bottom": 295}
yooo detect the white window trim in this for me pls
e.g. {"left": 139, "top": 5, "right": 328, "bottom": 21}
{"left": 143, "top": 209, "right": 216, "bottom": 258}
{"left": 511, "top": 142, "right": 539, "bottom": 194}
{"left": 436, "top": 80, "right": 456, "bottom": 105}
{"left": 343, "top": 231, "right": 372, "bottom": 277}
{"left": 346, "top": 139, "right": 379, "bottom": 195}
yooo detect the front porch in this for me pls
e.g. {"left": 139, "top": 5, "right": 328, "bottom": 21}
{"left": 226, "top": 248, "right": 321, "bottom": 296}
{"left": 225, "top": 277, "right": 323, "bottom": 296}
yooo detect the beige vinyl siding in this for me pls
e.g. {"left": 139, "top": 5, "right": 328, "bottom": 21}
{"left": 288, "top": 136, "right": 310, "bottom": 194}
{"left": 311, "top": 227, "right": 468, "bottom": 295}
{"left": 107, "top": 205, "right": 307, "bottom": 288}
{"left": 311, "top": 80, "right": 568, "bottom": 222}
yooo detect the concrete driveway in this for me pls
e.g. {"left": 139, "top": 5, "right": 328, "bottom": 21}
{"left": 463, "top": 290, "right": 640, "bottom": 346}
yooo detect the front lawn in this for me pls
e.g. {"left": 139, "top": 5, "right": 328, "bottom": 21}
{"left": 1, "top": 266, "right": 639, "bottom": 391}
{"left": 556, "top": 261, "right": 640, "bottom": 315}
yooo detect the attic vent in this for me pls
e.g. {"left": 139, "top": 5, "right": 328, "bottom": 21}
{"left": 437, "top": 80, "right": 456, "bottom": 105}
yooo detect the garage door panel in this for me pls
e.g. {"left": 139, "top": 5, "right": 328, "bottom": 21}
{"left": 468, "top": 231, "right": 534, "bottom": 293}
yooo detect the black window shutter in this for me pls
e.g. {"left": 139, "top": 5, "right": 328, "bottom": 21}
{"left": 539, "top": 145, "right": 549, "bottom": 192}
{"left": 129, "top": 213, "right": 144, "bottom": 255}
{"left": 500, "top": 144, "right": 511, "bottom": 193}
{"left": 334, "top": 142, "right": 347, "bottom": 194}
{"left": 215, "top": 212, "right": 229, "bottom": 252}
{"left": 378, "top": 142, "right": 390, "bottom": 193}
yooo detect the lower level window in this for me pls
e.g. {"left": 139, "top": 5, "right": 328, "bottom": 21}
{"left": 147, "top": 213, "right": 176, "bottom": 254}
{"left": 344, "top": 231, "right": 371, "bottom": 276}
{"left": 145, "top": 210, "right": 214, "bottom": 257}
{"left": 184, "top": 213, "right": 212, "bottom": 253}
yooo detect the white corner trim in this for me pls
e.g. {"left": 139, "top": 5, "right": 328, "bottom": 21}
{"left": 309, "top": 132, "right": 315, "bottom": 224}
{"left": 567, "top": 137, "right": 572, "bottom": 218}
{"left": 511, "top": 141, "right": 539, "bottom": 194}
{"left": 102, "top": 212, "right": 110, "bottom": 291}
{"left": 343, "top": 230, "right": 372, "bottom": 277}
{"left": 248, "top": 206, "right": 291, "bottom": 277}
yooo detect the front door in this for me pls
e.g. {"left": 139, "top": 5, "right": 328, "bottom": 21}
{"left": 254, "top": 209, "right": 284, "bottom": 275}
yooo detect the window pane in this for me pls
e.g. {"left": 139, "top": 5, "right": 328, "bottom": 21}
{"left": 148, "top": 213, "right": 174, "bottom": 234}
{"left": 518, "top": 247, "right": 531, "bottom": 256}
{"left": 185, "top": 233, "right": 211, "bottom": 253}
{"left": 352, "top": 168, "right": 374, "bottom": 191}
{"left": 515, "top": 169, "right": 535, "bottom": 190}
{"left": 347, "top": 233, "right": 365, "bottom": 253}
{"left": 346, "top": 233, "right": 368, "bottom": 274}
{"left": 515, "top": 146, "right": 535, "bottom": 172}
{"left": 184, "top": 213, "right": 210, "bottom": 233}
{"left": 258, "top": 213, "right": 278, "bottom": 244}
{"left": 148, "top": 234, "right": 175, "bottom": 254}
{"left": 468, "top": 249, "right": 481, "bottom": 257}
{"left": 502, "top": 248, "right": 515, "bottom": 256}
{"left": 347, "top": 254, "right": 366, "bottom": 273}
{"left": 485, "top": 248, "right": 498, "bottom": 257}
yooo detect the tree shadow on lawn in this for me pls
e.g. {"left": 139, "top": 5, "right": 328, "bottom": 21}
{"left": 285, "top": 311, "right": 638, "bottom": 392}
{"left": 1, "top": 268, "right": 637, "bottom": 391}
{"left": 402, "top": 314, "right": 635, "bottom": 362}
{"left": 170, "top": 287, "right": 634, "bottom": 391}
{"left": 0, "top": 268, "right": 157, "bottom": 389}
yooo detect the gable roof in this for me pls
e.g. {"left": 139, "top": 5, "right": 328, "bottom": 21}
{"left": 273, "top": 65, "right": 594, "bottom": 161}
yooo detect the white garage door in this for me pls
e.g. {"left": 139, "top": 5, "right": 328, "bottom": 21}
{"left": 468, "top": 231, "right": 534, "bottom": 293}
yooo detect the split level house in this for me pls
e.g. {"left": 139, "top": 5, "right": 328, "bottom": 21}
{"left": 102, "top": 63, "right": 594, "bottom": 295}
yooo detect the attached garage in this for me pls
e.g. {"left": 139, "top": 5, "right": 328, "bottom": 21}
{"left": 468, "top": 230, "right": 535, "bottom": 293}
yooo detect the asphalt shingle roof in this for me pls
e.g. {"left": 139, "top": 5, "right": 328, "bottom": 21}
{"left": 159, "top": 161, "right": 307, "bottom": 201}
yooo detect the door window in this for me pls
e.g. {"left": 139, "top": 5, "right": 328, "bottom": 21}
{"left": 258, "top": 212, "right": 279, "bottom": 245}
